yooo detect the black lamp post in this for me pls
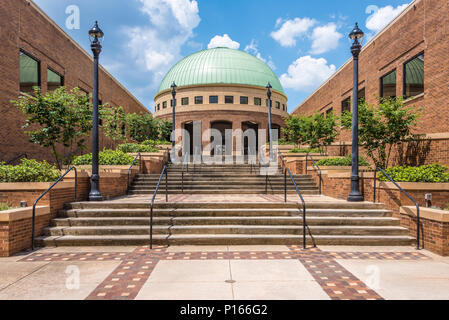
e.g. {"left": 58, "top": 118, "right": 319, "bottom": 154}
{"left": 88, "top": 21, "right": 104, "bottom": 201}
{"left": 266, "top": 83, "right": 273, "bottom": 162}
{"left": 347, "top": 23, "right": 364, "bottom": 202}
{"left": 171, "top": 82, "right": 177, "bottom": 159}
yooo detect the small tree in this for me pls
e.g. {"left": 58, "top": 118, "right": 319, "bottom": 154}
{"left": 101, "top": 105, "right": 126, "bottom": 147}
{"left": 125, "top": 113, "right": 158, "bottom": 143}
{"left": 157, "top": 119, "right": 173, "bottom": 142}
{"left": 341, "top": 97, "right": 420, "bottom": 168}
{"left": 12, "top": 87, "right": 92, "bottom": 169}
{"left": 282, "top": 112, "right": 338, "bottom": 150}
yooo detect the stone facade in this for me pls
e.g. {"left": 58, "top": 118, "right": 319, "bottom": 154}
{"left": 0, "top": 0, "right": 150, "bottom": 163}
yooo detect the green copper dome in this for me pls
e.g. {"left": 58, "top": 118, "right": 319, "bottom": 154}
{"left": 157, "top": 47, "right": 284, "bottom": 94}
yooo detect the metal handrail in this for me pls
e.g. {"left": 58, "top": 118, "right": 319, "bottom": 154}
{"left": 373, "top": 167, "right": 421, "bottom": 249}
{"left": 181, "top": 152, "right": 189, "bottom": 194}
{"left": 305, "top": 153, "right": 322, "bottom": 195}
{"left": 127, "top": 152, "right": 141, "bottom": 193}
{"left": 285, "top": 167, "right": 315, "bottom": 249}
{"left": 149, "top": 165, "right": 168, "bottom": 249}
{"left": 31, "top": 166, "right": 77, "bottom": 250}
{"left": 3, "top": 153, "right": 28, "bottom": 165}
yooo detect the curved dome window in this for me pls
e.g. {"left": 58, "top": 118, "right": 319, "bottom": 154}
{"left": 240, "top": 96, "right": 248, "bottom": 105}
{"left": 254, "top": 97, "right": 262, "bottom": 106}
{"left": 209, "top": 96, "right": 218, "bottom": 104}
{"left": 225, "top": 96, "right": 234, "bottom": 104}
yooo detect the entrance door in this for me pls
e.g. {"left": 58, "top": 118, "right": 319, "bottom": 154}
{"left": 210, "top": 121, "right": 232, "bottom": 156}
{"left": 242, "top": 121, "right": 259, "bottom": 156}
{"left": 183, "top": 122, "right": 194, "bottom": 155}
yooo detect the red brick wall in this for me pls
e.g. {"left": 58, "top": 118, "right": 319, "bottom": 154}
{"left": 292, "top": 0, "right": 449, "bottom": 160}
{"left": 0, "top": 0, "right": 150, "bottom": 163}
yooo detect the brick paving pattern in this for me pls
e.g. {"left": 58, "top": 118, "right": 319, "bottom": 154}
{"left": 19, "top": 246, "right": 431, "bottom": 300}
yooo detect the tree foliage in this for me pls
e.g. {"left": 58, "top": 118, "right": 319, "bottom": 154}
{"left": 157, "top": 119, "right": 173, "bottom": 142}
{"left": 341, "top": 97, "right": 420, "bottom": 168}
{"left": 125, "top": 113, "right": 158, "bottom": 143}
{"left": 101, "top": 105, "right": 126, "bottom": 146}
{"left": 283, "top": 112, "right": 338, "bottom": 150}
{"left": 11, "top": 87, "right": 92, "bottom": 169}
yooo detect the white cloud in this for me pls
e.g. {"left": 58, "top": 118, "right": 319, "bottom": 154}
{"left": 280, "top": 55, "right": 336, "bottom": 91}
{"left": 124, "top": 0, "right": 201, "bottom": 87}
{"left": 270, "top": 17, "right": 316, "bottom": 47}
{"left": 207, "top": 34, "right": 240, "bottom": 49}
{"left": 366, "top": 4, "right": 409, "bottom": 33}
{"left": 310, "top": 23, "right": 343, "bottom": 54}
{"left": 244, "top": 39, "right": 276, "bottom": 70}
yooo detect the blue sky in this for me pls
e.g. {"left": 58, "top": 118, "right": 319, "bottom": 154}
{"left": 33, "top": 0, "right": 411, "bottom": 112}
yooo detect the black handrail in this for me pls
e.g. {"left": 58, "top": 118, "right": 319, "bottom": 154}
{"left": 31, "top": 166, "right": 77, "bottom": 250}
{"left": 181, "top": 152, "right": 189, "bottom": 194}
{"left": 373, "top": 167, "right": 421, "bottom": 249}
{"left": 127, "top": 152, "right": 141, "bottom": 194}
{"left": 285, "top": 167, "right": 315, "bottom": 249}
{"left": 149, "top": 165, "right": 168, "bottom": 249}
{"left": 305, "top": 153, "right": 322, "bottom": 195}
{"left": 3, "top": 153, "right": 28, "bottom": 165}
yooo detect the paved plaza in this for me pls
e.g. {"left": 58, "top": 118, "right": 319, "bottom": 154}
{"left": 1, "top": 244, "right": 449, "bottom": 300}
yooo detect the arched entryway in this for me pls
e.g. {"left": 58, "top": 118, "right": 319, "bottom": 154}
{"left": 183, "top": 121, "right": 194, "bottom": 155}
{"left": 242, "top": 121, "right": 259, "bottom": 156}
{"left": 210, "top": 121, "right": 232, "bottom": 156}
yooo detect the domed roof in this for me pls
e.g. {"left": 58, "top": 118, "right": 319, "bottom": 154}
{"left": 157, "top": 47, "right": 284, "bottom": 94}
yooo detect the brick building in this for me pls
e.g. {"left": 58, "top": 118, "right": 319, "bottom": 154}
{"left": 292, "top": 0, "right": 449, "bottom": 166}
{"left": 154, "top": 47, "right": 288, "bottom": 156}
{"left": 0, "top": 0, "right": 150, "bottom": 163}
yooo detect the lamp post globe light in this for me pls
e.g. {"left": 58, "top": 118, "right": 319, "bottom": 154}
{"left": 88, "top": 21, "right": 104, "bottom": 201}
{"left": 347, "top": 22, "right": 364, "bottom": 202}
{"left": 266, "top": 82, "right": 273, "bottom": 162}
{"left": 171, "top": 81, "right": 177, "bottom": 159}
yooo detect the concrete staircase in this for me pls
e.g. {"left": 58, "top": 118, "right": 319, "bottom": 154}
{"left": 128, "top": 163, "right": 320, "bottom": 195}
{"left": 36, "top": 201, "right": 414, "bottom": 247}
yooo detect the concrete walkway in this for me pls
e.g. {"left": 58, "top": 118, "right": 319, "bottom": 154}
{"left": 1, "top": 244, "right": 448, "bottom": 300}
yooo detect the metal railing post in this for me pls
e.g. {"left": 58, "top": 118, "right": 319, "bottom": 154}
{"left": 373, "top": 168, "right": 377, "bottom": 203}
{"left": 284, "top": 169, "right": 287, "bottom": 202}
{"left": 165, "top": 167, "right": 168, "bottom": 202}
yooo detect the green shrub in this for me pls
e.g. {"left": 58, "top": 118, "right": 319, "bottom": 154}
{"left": 444, "top": 203, "right": 449, "bottom": 211}
{"left": 0, "top": 159, "right": 60, "bottom": 182}
{"left": 378, "top": 164, "right": 449, "bottom": 183}
{"left": 73, "top": 149, "right": 134, "bottom": 165}
{"left": 288, "top": 147, "right": 323, "bottom": 154}
{"left": 142, "top": 139, "right": 171, "bottom": 146}
{"left": 117, "top": 143, "right": 158, "bottom": 153}
{"left": 317, "top": 155, "right": 370, "bottom": 167}
{"left": 0, "top": 203, "right": 10, "bottom": 211}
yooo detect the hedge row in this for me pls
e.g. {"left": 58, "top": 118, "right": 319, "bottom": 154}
{"left": 378, "top": 164, "right": 449, "bottom": 183}
{"left": 0, "top": 159, "right": 60, "bottom": 182}
{"left": 317, "top": 155, "right": 370, "bottom": 167}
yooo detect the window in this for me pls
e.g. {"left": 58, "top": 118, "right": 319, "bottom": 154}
{"left": 380, "top": 69, "right": 396, "bottom": 98}
{"left": 20, "top": 50, "right": 40, "bottom": 94}
{"left": 209, "top": 95, "right": 218, "bottom": 104}
{"left": 163, "top": 101, "right": 167, "bottom": 108}
{"left": 266, "top": 99, "right": 269, "bottom": 107}
{"left": 275, "top": 101, "right": 280, "bottom": 109}
{"left": 170, "top": 99, "right": 176, "bottom": 107}
{"left": 47, "top": 68, "right": 63, "bottom": 91}
{"left": 181, "top": 97, "right": 189, "bottom": 105}
{"left": 195, "top": 96, "right": 203, "bottom": 104}
{"left": 254, "top": 97, "right": 261, "bottom": 106}
{"left": 358, "top": 87, "right": 365, "bottom": 102}
{"left": 240, "top": 96, "right": 248, "bottom": 104}
{"left": 225, "top": 96, "right": 234, "bottom": 104}
{"left": 326, "top": 108, "right": 334, "bottom": 116}
{"left": 341, "top": 97, "right": 351, "bottom": 114}
{"left": 404, "top": 52, "right": 424, "bottom": 98}
{"left": 282, "top": 104, "right": 286, "bottom": 111}
{"left": 157, "top": 104, "right": 160, "bottom": 111}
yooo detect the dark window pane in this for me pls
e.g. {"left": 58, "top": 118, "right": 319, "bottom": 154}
{"left": 47, "top": 69, "right": 63, "bottom": 91}
{"left": 326, "top": 108, "right": 333, "bottom": 116}
{"left": 225, "top": 96, "right": 234, "bottom": 104}
{"left": 240, "top": 96, "right": 248, "bottom": 104}
{"left": 275, "top": 101, "right": 280, "bottom": 109}
{"left": 195, "top": 96, "right": 203, "bottom": 104}
{"left": 358, "top": 87, "right": 365, "bottom": 102}
{"left": 254, "top": 97, "right": 261, "bottom": 106}
{"left": 20, "top": 51, "right": 40, "bottom": 93}
{"left": 170, "top": 99, "right": 176, "bottom": 107}
{"left": 181, "top": 97, "right": 189, "bottom": 105}
{"left": 209, "top": 95, "right": 218, "bottom": 104}
{"left": 381, "top": 69, "right": 396, "bottom": 98}
{"left": 157, "top": 104, "right": 160, "bottom": 111}
{"left": 341, "top": 97, "right": 351, "bottom": 114}
{"left": 282, "top": 104, "right": 286, "bottom": 111}
{"left": 404, "top": 53, "right": 424, "bottom": 98}
{"left": 163, "top": 101, "right": 167, "bottom": 108}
